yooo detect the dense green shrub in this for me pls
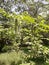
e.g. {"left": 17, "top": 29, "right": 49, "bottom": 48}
{"left": 0, "top": 8, "right": 49, "bottom": 65}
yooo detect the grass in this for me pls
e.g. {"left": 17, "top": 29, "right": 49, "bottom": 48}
{"left": 0, "top": 50, "right": 49, "bottom": 65}
{"left": 0, "top": 51, "right": 26, "bottom": 65}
